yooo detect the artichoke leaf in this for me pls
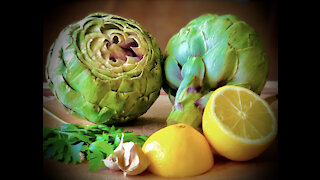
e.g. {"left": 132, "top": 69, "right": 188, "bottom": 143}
{"left": 202, "top": 41, "right": 238, "bottom": 89}
{"left": 164, "top": 55, "right": 182, "bottom": 90}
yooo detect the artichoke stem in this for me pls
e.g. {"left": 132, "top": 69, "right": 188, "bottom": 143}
{"left": 166, "top": 57, "right": 205, "bottom": 128}
{"left": 167, "top": 98, "right": 203, "bottom": 128}
{"left": 166, "top": 91, "right": 213, "bottom": 129}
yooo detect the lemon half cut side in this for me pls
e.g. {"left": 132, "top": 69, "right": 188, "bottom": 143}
{"left": 203, "top": 85, "right": 277, "bottom": 161}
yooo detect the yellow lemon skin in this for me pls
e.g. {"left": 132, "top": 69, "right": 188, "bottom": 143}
{"left": 142, "top": 123, "right": 214, "bottom": 178}
{"left": 202, "top": 86, "right": 277, "bottom": 161}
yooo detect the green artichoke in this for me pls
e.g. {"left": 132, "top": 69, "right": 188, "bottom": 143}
{"left": 163, "top": 14, "right": 269, "bottom": 128}
{"left": 46, "top": 12, "right": 162, "bottom": 124}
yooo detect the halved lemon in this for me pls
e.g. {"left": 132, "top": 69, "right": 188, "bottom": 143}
{"left": 142, "top": 123, "right": 214, "bottom": 178}
{"left": 202, "top": 85, "right": 277, "bottom": 161}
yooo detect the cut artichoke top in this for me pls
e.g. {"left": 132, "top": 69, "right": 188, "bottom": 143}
{"left": 78, "top": 14, "right": 148, "bottom": 76}
{"left": 51, "top": 13, "right": 155, "bottom": 80}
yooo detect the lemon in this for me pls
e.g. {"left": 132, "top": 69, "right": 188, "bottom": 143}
{"left": 203, "top": 85, "right": 277, "bottom": 161}
{"left": 142, "top": 123, "right": 214, "bottom": 178}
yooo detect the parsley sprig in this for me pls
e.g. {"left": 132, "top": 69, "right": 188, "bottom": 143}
{"left": 43, "top": 124, "right": 149, "bottom": 171}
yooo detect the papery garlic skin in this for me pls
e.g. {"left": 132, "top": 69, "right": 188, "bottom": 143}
{"left": 122, "top": 142, "right": 150, "bottom": 176}
{"left": 103, "top": 155, "right": 121, "bottom": 171}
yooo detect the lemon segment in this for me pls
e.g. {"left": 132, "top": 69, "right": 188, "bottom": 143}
{"left": 203, "top": 85, "right": 277, "bottom": 161}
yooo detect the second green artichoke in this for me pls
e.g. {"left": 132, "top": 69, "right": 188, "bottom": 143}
{"left": 163, "top": 14, "right": 269, "bottom": 128}
{"left": 46, "top": 13, "right": 162, "bottom": 124}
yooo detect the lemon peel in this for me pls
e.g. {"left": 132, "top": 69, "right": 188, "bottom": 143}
{"left": 142, "top": 123, "right": 214, "bottom": 178}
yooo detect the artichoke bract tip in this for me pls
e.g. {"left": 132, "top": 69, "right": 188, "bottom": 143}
{"left": 46, "top": 12, "right": 162, "bottom": 124}
{"left": 163, "top": 14, "right": 269, "bottom": 128}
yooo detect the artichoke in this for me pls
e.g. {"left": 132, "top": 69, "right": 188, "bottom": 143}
{"left": 46, "top": 12, "right": 162, "bottom": 124}
{"left": 163, "top": 14, "right": 269, "bottom": 128}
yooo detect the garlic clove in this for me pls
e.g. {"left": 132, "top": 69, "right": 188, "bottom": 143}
{"left": 103, "top": 133, "right": 150, "bottom": 176}
{"left": 121, "top": 142, "right": 150, "bottom": 176}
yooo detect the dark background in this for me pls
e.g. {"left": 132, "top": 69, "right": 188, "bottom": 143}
{"left": 42, "top": 0, "right": 278, "bottom": 82}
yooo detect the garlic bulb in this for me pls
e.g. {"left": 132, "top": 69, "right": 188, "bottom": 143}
{"left": 103, "top": 133, "right": 150, "bottom": 176}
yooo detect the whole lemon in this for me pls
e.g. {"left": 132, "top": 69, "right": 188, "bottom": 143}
{"left": 142, "top": 123, "right": 214, "bottom": 178}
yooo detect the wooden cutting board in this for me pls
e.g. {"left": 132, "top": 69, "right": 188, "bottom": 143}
{"left": 43, "top": 81, "right": 278, "bottom": 180}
